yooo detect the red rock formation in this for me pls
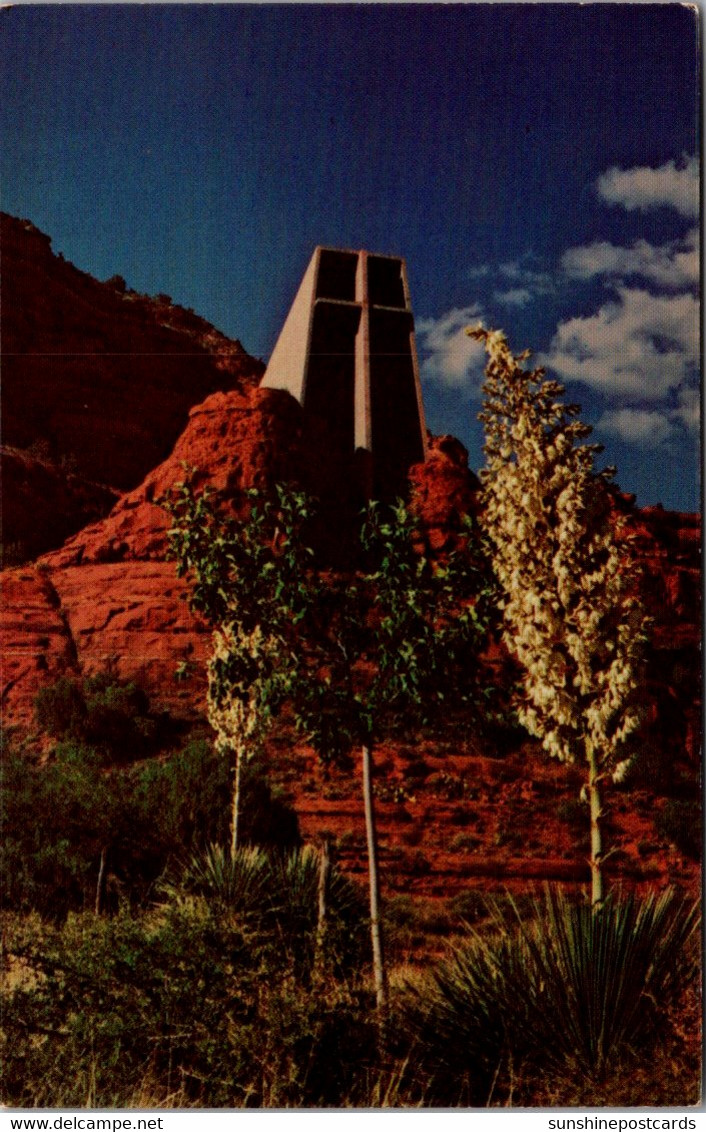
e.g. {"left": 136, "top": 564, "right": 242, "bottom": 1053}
{"left": 630, "top": 506, "right": 701, "bottom": 770}
{"left": 41, "top": 387, "right": 309, "bottom": 569}
{"left": 1, "top": 212, "right": 265, "bottom": 559}
{"left": 3, "top": 376, "right": 699, "bottom": 745}
{"left": 285, "top": 736, "right": 700, "bottom": 903}
{"left": 2, "top": 385, "right": 314, "bottom": 726}
{"left": 1, "top": 447, "right": 119, "bottom": 566}
{"left": 1, "top": 378, "right": 700, "bottom": 898}
{"left": 1, "top": 566, "right": 78, "bottom": 726}
{"left": 408, "top": 434, "right": 481, "bottom": 553}
{"left": 1, "top": 396, "right": 490, "bottom": 724}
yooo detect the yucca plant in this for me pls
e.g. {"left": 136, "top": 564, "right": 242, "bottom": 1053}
{"left": 399, "top": 910, "right": 542, "bottom": 1104}
{"left": 275, "top": 845, "right": 368, "bottom": 975}
{"left": 401, "top": 886, "right": 699, "bottom": 1103}
{"left": 472, "top": 326, "right": 649, "bottom": 906}
{"left": 516, "top": 886, "right": 700, "bottom": 1076}
{"left": 277, "top": 845, "right": 365, "bottom": 928}
{"left": 161, "top": 842, "right": 368, "bottom": 978}
{"left": 161, "top": 843, "right": 275, "bottom": 918}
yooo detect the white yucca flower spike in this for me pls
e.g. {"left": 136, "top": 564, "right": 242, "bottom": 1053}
{"left": 474, "top": 324, "right": 648, "bottom": 905}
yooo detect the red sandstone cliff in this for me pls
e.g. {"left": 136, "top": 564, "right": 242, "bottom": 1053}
{"left": 1, "top": 387, "right": 481, "bottom": 729}
{"left": 1, "top": 212, "right": 264, "bottom": 561}
{"left": 1, "top": 379, "right": 700, "bottom": 899}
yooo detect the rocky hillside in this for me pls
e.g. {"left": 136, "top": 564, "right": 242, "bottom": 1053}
{"left": 1, "top": 383, "right": 480, "bottom": 727}
{"left": 1, "top": 380, "right": 700, "bottom": 903}
{"left": 1, "top": 212, "right": 264, "bottom": 561}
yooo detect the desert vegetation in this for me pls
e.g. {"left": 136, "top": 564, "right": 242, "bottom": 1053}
{"left": 2, "top": 693, "right": 700, "bottom": 1107}
{"left": 1, "top": 711, "right": 700, "bottom": 1107}
{"left": 165, "top": 479, "right": 494, "bottom": 1010}
{"left": 470, "top": 325, "right": 649, "bottom": 905}
{"left": 1, "top": 329, "right": 700, "bottom": 1108}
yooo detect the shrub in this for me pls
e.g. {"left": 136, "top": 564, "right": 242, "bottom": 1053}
{"left": 0, "top": 742, "right": 122, "bottom": 919}
{"left": 656, "top": 799, "right": 702, "bottom": 860}
{"left": 399, "top": 887, "right": 699, "bottom": 1104}
{"left": 1, "top": 905, "right": 263, "bottom": 1106}
{"left": 274, "top": 845, "right": 368, "bottom": 975}
{"left": 132, "top": 742, "right": 300, "bottom": 858}
{"left": 34, "top": 676, "right": 87, "bottom": 739}
{"left": 449, "top": 833, "right": 481, "bottom": 853}
{"left": 428, "top": 771, "right": 468, "bottom": 800}
{"left": 556, "top": 797, "right": 586, "bottom": 827}
{"left": 0, "top": 737, "right": 300, "bottom": 920}
{"left": 446, "top": 889, "right": 489, "bottom": 926}
{"left": 168, "top": 843, "right": 272, "bottom": 911}
{"left": 402, "top": 758, "right": 431, "bottom": 787}
{"left": 617, "top": 742, "right": 675, "bottom": 795}
{"left": 33, "top": 673, "right": 164, "bottom": 761}
{"left": 163, "top": 843, "right": 367, "bottom": 979}
{"left": 82, "top": 674, "right": 154, "bottom": 754}
{"left": 1, "top": 904, "right": 377, "bottom": 1107}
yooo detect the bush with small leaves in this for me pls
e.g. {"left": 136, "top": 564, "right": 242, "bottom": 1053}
{"left": 34, "top": 673, "right": 165, "bottom": 762}
{"left": 34, "top": 676, "right": 87, "bottom": 739}
{"left": 656, "top": 799, "right": 702, "bottom": 860}
{"left": 1, "top": 903, "right": 378, "bottom": 1108}
{"left": 0, "top": 734, "right": 300, "bottom": 920}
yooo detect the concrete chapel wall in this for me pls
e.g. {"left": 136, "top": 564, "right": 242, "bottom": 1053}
{"left": 261, "top": 246, "right": 427, "bottom": 499}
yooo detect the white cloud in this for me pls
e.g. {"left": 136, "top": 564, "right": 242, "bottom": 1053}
{"left": 497, "top": 261, "right": 556, "bottom": 297}
{"left": 549, "top": 162, "right": 701, "bottom": 450}
{"left": 425, "top": 158, "right": 701, "bottom": 455}
{"left": 671, "top": 387, "right": 701, "bottom": 437}
{"left": 540, "top": 286, "right": 699, "bottom": 403}
{"left": 466, "top": 259, "right": 555, "bottom": 305}
{"left": 466, "top": 265, "right": 491, "bottom": 281}
{"left": 562, "top": 227, "right": 699, "bottom": 291}
{"left": 416, "top": 304, "right": 487, "bottom": 390}
{"left": 494, "top": 287, "right": 532, "bottom": 307}
{"left": 597, "top": 156, "right": 699, "bottom": 219}
{"left": 416, "top": 258, "right": 554, "bottom": 393}
{"left": 598, "top": 390, "right": 700, "bottom": 448}
{"left": 597, "top": 408, "right": 675, "bottom": 446}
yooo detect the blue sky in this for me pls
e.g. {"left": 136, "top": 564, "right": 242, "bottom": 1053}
{"left": 1, "top": 4, "right": 700, "bottom": 509}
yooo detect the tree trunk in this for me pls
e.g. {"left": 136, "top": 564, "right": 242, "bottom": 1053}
{"left": 587, "top": 745, "right": 604, "bottom": 907}
{"left": 315, "top": 835, "right": 332, "bottom": 972}
{"left": 361, "top": 742, "right": 388, "bottom": 1012}
{"left": 230, "top": 744, "right": 243, "bottom": 862}
{"left": 95, "top": 846, "right": 107, "bottom": 916}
